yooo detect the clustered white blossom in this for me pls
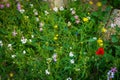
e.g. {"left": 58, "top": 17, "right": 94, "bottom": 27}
{"left": 52, "top": 53, "right": 57, "bottom": 62}
{"left": 53, "top": 6, "right": 64, "bottom": 12}
{"left": 69, "top": 49, "right": 75, "bottom": 64}
{"left": 45, "top": 69, "right": 50, "bottom": 75}
{"left": 0, "top": 40, "right": 3, "bottom": 47}
{"left": 21, "top": 36, "right": 27, "bottom": 44}
{"left": 8, "top": 44, "right": 12, "bottom": 50}
{"left": 66, "top": 77, "right": 72, "bottom": 80}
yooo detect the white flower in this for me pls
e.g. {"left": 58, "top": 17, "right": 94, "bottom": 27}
{"left": 69, "top": 52, "right": 74, "bottom": 57}
{"left": 8, "top": 44, "right": 12, "bottom": 50}
{"left": 40, "top": 28, "right": 43, "bottom": 32}
{"left": 53, "top": 7, "right": 58, "bottom": 12}
{"left": 30, "top": 4, "right": 33, "bottom": 8}
{"left": 111, "top": 23, "right": 116, "bottom": 28}
{"left": 33, "top": 9, "right": 37, "bottom": 12}
{"left": 87, "top": 16, "right": 91, "bottom": 20}
{"left": 93, "top": 37, "right": 97, "bottom": 40}
{"left": 12, "top": 30, "right": 17, "bottom": 36}
{"left": 70, "top": 8, "right": 73, "bottom": 11}
{"left": 52, "top": 53, "right": 57, "bottom": 62}
{"left": 66, "top": 77, "right": 72, "bottom": 80}
{"left": 8, "top": 44, "right": 12, "bottom": 47}
{"left": 45, "top": 69, "right": 50, "bottom": 75}
{"left": 59, "top": 6, "right": 64, "bottom": 11}
{"left": 31, "top": 35, "right": 34, "bottom": 38}
{"left": 39, "top": 22, "right": 44, "bottom": 27}
{"left": 23, "top": 50, "right": 26, "bottom": 54}
{"left": 68, "top": 22, "right": 72, "bottom": 27}
{"left": 44, "top": 10, "right": 49, "bottom": 15}
{"left": 11, "top": 55, "right": 16, "bottom": 58}
{"left": 34, "top": 11, "right": 38, "bottom": 16}
{"left": 29, "top": 39, "right": 32, "bottom": 42}
{"left": 70, "top": 59, "right": 74, "bottom": 64}
{"left": 0, "top": 40, "right": 3, "bottom": 47}
{"left": 19, "top": 9, "right": 25, "bottom": 14}
{"left": 21, "top": 36, "right": 27, "bottom": 44}
{"left": 83, "top": 52, "right": 87, "bottom": 54}
{"left": 36, "top": 17, "right": 39, "bottom": 22}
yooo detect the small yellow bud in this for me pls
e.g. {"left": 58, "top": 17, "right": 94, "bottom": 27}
{"left": 56, "top": 34, "right": 58, "bottom": 37}
{"left": 96, "top": 2, "right": 102, "bottom": 7}
{"left": 9, "top": 72, "right": 14, "bottom": 77}
{"left": 89, "top": 1, "right": 93, "bottom": 5}
{"left": 54, "top": 25, "right": 58, "bottom": 29}
{"left": 54, "top": 37, "right": 58, "bottom": 40}
{"left": 102, "top": 27, "right": 107, "bottom": 33}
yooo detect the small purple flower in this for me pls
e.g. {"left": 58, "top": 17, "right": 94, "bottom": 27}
{"left": 0, "top": 4, "right": 4, "bottom": 9}
{"left": 107, "top": 67, "right": 117, "bottom": 80}
{"left": 6, "top": 3, "right": 10, "bottom": 8}
{"left": 17, "top": 2, "right": 21, "bottom": 10}
{"left": 111, "top": 67, "right": 117, "bottom": 73}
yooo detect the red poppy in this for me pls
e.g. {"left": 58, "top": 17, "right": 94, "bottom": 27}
{"left": 96, "top": 47, "right": 104, "bottom": 55}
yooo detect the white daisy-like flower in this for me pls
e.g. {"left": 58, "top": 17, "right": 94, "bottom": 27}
{"left": 19, "top": 9, "right": 25, "bottom": 14}
{"left": 31, "top": 35, "right": 34, "bottom": 38}
{"left": 52, "top": 53, "right": 57, "bottom": 62}
{"left": 70, "top": 8, "right": 73, "bottom": 11}
{"left": 66, "top": 77, "right": 72, "bottom": 80}
{"left": 29, "top": 39, "right": 32, "bottom": 42}
{"left": 70, "top": 59, "right": 74, "bottom": 64}
{"left": 59, "top": 6, "right": 64, "bottom": 11}
{"left": 21, "top": 36, "right": 27, "bottom": 44}
{"left": 11, "top": 55, "right": 16, "bottom": 58}
{"left": 87, "top": 16, "right": 91, "bottom": 20}
{"left": 34, "top": 11, "right": 38, "bottom": 16}
{"left": 39, "top": 22, "right": 44, "bottom": 27}
{"left": 30, "top": 4, "right": 33, "bottom": 8}
{"left": 53, "top": 7, "right": 58, "bottom": 12}
{"left": 8, "top": 44, "right": 12, "bottom": 50}
{"left": 40, "top": 27, "right": 43, "bottom": 32}
{"left": 23, "top": 50, "right": 26, "bottom": 54}
{"left": 33, "top": 9, "right": 37, "bottom": 12}
{"left": 69, "top": 52, "right": 74, "bottom": 57}
{"left": 36, "top": 17, "right": 39, "bottom": 22}
{"left": 45, "top": 69, "right": 50, "bottom": 75}
{"left": 12, "top": 30, "right": 17, "bottom": 36}
{"left": 0, "top": 40, "right": 3, "bottom": 47}
{"left": 93, "top": 37, "right": 97, "bottom": 40}
{"left": 111, "top": 23, "right": 116, "bottom": 28}
{"left": 68, "top": 22, "right": 72, "bottom": 27}
{"left": 44, "top": 10, "right": 49, "bottom": 15}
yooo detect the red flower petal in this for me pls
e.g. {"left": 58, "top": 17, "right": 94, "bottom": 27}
{"left": 96, "top": 47, "right": 104, "bottom": 55}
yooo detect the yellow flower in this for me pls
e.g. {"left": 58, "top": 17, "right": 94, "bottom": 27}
{"left": 97, "top": 38, "right": 103, "bottom": 47}
{"left": 102, "top": 27, "right": 107, "bottom": 33}
{"left": 56, "top": 34, "right": 58, "bottom": 37}
{"left": 83, "top": 17, "right": 89, "bottom": 22}
{"left": 99, "top": 43, "right": 103, "bottom": 47}
{"left": 96, "top": 2, "right": 102, "bottom": 7}
{"left": 89, "top": 1, "right": 93, "bottom": 5}
{"left": 97, "top": 38, "right": 103, "bottom": 43}
{"left": 9, "top": 72, "right": 14, "bottom": 77}
{"left": 54, "top": 25, "right": 58, "bottom": 29}
{"left": 54, "top": 36, "right": 58, "bottom": 40}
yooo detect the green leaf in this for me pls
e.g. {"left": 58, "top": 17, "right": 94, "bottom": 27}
{"left": 111, "top": 35, "right": 118, "bottom": 43}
